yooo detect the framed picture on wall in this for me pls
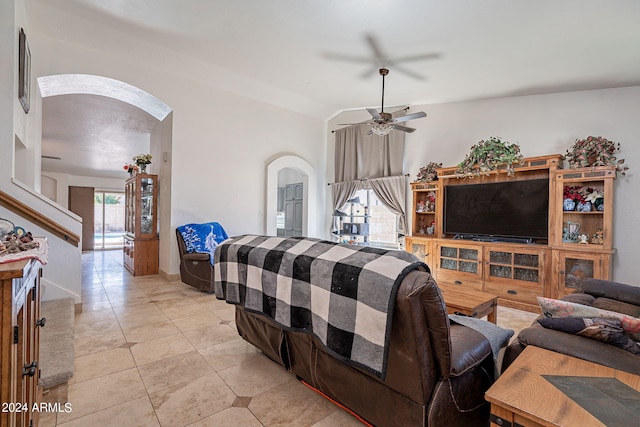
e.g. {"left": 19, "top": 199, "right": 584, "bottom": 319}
{"left": 18, "top": 28, "right": 31, "bottom": 114}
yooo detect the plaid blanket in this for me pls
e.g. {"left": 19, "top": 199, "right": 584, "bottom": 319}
{"left": 214, "top": 235, "right": 428, "bottom": 378}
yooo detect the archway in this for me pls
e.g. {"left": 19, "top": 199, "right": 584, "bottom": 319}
{"left": 266, "top": 155, "right": 317, "bottom": 237}
{"left": 37, "top": 74, "right": 174, "bottom": 273}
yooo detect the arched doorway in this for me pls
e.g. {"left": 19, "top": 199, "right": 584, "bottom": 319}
{"left": 266, "top": 155, "right": 317, "bottom": 237}
{"left": 37, "top": 74, "right": 174, "bottom": 272}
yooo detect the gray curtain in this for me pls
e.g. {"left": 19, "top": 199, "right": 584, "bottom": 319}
{"left": 331, "top": 180, "right": 364, "bottom": 233}
{"left": 334, "top": 124, "right": 404, "bottom": 181}
{"left": 367, "top": 176, "right": 408, "bottom": 236}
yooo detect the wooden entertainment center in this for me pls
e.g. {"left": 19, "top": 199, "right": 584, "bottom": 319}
{"left": 405, "top": 154, "right": 616, "bottom": 312}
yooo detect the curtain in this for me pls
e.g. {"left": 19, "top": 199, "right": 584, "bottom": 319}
{"left": 330, "top": 180, "right": 364, "bottom": 233}
{"left": 367, "top": 176, "right": 408, "bottom": 236}
{"left": 334, "top": 124, "right": 404, "bottom": 181}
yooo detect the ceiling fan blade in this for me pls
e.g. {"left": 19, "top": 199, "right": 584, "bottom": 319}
{"left": 391, "top": 124, "right": 416, "bottom": 133}
{"left": 393, "top": 111, "right": 427, "bottom": 123}
{"left": 359, "top": 66, "right": 380, "bottom": 80}
{"left": 393, "top": 53, "right": 441, "bottom": 63}
{"left": 393, "top": 65, "right": 426, "bottom": 81}
{"left": 323, "top": 52, "right": 373, "bottom": 64}
{"left": 366, "top": 108, "right": 382, "bottom": 120}
{"left": 365, "top": 34, "right": 386, "bottom": 61}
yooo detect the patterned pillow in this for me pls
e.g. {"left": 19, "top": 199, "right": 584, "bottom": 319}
{"left": 537, "top": 296, "right": 640, "bottom": 341}
{"left": 537, "top": 317, "right": 640, "bottom": 355}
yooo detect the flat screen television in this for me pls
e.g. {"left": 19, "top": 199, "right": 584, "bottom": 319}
{"left": 443, "top": 178, "right": 549, "bottom": 242}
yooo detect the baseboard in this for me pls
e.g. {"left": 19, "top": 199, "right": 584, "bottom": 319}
{"left": 159, "top": 269, "right": 180, "bottom": 282}
{"left": 40, "top": 278, "right": 80, "bottom": 304}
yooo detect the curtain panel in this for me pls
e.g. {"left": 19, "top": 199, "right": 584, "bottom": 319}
{"left": 367, "top": 176, "right": 408, "bottom": 236}
{"left": 334, "top": 124, "right": 404, "bottom": 182}
{"left": 330, "top": 180, "right": 365, "bottom": 233}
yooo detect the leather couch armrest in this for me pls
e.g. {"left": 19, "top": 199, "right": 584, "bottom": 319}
{"left": 514, "top": 322, "right": 640, "bottom": 376}
{"left": 183, "top": 252, "right": 211, "bottom": 262}
{"left": 448, "top": 324, "right": 492, "bottom": 377}
{"left": 581, "top": 279, "right": 640, "bottom": 307}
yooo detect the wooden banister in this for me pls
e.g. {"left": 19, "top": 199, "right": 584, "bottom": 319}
{"left": 0, "top": 189, "right": 80, "bottom": 247}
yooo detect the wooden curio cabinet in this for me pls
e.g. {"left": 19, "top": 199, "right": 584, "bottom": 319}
{"left": 405, "top": 181, "right": 441, "bottom": 272}
{"left": 1, "top": 259, "right": 43, "bottom": 427}
{"left": 124, "top": 173, "right": 159, "bottom": 275}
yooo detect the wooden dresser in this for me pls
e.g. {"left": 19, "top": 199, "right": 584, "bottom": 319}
{"left": 1, "top": 259, "right": 43, "bottom": 427}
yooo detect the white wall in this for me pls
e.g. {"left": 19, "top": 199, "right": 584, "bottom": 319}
{"left": 1, "top": 1, "right": 83, "bottom": 303}
{"left": 42, "top": 172, "right": 127, "bottom": 210}
{"left": 329, "top": 87, "right": 640, "bottom": 284}
{"left": 27, "top": 8, "right": 328, "bottom": 278}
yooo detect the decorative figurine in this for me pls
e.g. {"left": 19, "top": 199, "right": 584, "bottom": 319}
{"left": 562, "top": 221, "right": 580, "bottom": 243}
{"left": 578, "top": 233, "right": 590, "bottom": 244}
{"left": 591, "top": 230, "right": 604, "bottom": 245}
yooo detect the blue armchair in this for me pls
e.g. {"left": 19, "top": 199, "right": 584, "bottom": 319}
{"left": 175, "top": 222, "right": 228, "bottom": 292}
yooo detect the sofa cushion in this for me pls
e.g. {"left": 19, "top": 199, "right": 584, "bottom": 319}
{"left": 537, "top": 297, "right": 640, "bottom": 340}
{"left": 562, "top": 292, "right": 595, "bottom": 306}
{"left": 514, "top": 323, "right": 640, "bottom": 376}
{"left": 537, "top": 317, "right": 640, "bottom": 355}
{"left": 592, "top": 297, "right": 640, "bottom": 318}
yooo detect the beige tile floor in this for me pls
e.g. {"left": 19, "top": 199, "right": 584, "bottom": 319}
{"left": 40, "top": 250, "right": 539, "bottom": 427}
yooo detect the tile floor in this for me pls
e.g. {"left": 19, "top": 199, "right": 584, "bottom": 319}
{"left": 40, "top": 250, "right": 539, "bottom": 427}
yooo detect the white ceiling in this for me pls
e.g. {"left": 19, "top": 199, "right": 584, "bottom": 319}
{"left": 26, "top": 0, "right": 640, "bottom": 179}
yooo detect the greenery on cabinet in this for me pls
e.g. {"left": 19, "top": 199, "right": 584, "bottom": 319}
{"left": 456, "top": 136, "right": 524, "bottom": 177}
{"left": 564, "top": 136, "right": 629, "bottom": 176}
{"left": 415, "top": 161, "right": 443, "bottom": 183}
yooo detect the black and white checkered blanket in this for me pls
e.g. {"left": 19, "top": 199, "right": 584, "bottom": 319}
{"left": 214, "top": 235, "right": 428, "bottom": 378}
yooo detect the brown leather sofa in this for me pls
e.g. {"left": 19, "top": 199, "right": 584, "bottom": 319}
{"left": 503, "top": 278, "right": 640, "bottom": 376}
{"left": 175, "top": 228, "right": 214, "bottom": 292}
{"left": 234, "top": 269, "right": 498, "bottom": 427}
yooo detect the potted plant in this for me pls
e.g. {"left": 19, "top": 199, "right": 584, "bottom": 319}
{"left": 456, "top": 136, "right": 524, "bottom": 177}
{"left": 133, "top": 153, "right": 152, "bottom": 173}
{"left": 564, "top": 136, "right": 629, "bottom": 175}
{"left": 415, "top": 162, "right": 442, "bottom": 183}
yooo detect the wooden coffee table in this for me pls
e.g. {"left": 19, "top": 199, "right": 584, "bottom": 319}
{"left": 438, "top": 283, "right": 498, "bottom": 323}
{"left": 485, "top": 346, "right": 640, "bottom": 427}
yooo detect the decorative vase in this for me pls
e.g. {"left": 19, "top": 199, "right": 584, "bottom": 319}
{"left": 139, "top": 164, "right": 147, "bottom": 173}
{"left": 577, "top": 201, "right": 592, "bottom": 212}
{"left": 595, "top": 197, "right": 605, "bottom": 211}
{"left": 563, "top": 198, "right": 576, "bottom": 211}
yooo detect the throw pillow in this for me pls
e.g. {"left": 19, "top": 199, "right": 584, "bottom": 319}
{"left": 537, "top": 317, "right": 640, "bottom": 355}
{"left": 537, "top": 296, "right": 640, "bottom": 341}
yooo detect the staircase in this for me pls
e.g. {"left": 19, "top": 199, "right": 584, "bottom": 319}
{"left": 39, "top": 298, "right": 75, "bottom": 390}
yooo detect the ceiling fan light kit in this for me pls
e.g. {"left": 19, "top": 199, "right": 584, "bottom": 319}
{"left": 340, "top": 68, "right": 427, "bottom": 136}
{"left": 371, "top": 122, "right": 395, "bottom": 136}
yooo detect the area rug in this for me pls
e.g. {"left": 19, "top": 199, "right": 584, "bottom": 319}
{"left": 39, "top": 298, "right": 75, "bottom": 389}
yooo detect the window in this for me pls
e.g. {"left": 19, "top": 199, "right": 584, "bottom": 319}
{"left": 347, "top": 189, "right": 399, "bottom": 248}
{"left": 94, "top": 191, "right": 125, "bottom": 249}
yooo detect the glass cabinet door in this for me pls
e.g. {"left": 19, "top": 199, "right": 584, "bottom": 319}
{"left": 140, "top": 177, "right": 155, "bottom": 235}
{"left": 125, "top": 174, "right": 158, "bottom": 239}
{"left": 556, "top": 251, "right": 605, "bottom": 298}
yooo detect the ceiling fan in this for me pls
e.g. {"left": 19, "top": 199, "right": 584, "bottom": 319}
{"left": 340, "top": 68, "right": 427, "bottom": 136}
{"left": 324, "top": 34, "right": 440, "bottom": 81}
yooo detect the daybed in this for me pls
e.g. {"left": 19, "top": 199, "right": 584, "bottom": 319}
{"left": 503, "top": 278, "right": 640, "bottom": 376}
{"left": 215, "top": 235, "right": 510, "bottom": 427}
